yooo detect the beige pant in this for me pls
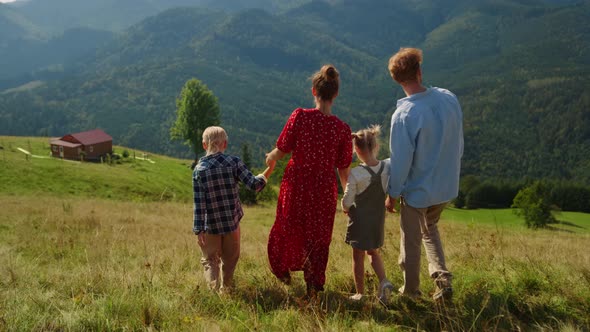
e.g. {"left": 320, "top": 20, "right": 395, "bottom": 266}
{"left": 398, "top": 200, "right": 450, "bottom": 295}
{"left": 199, "top": 227, "right": 240, "bottom": 290}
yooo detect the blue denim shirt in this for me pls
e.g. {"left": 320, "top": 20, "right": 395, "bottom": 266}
{"left": 388, "top": 87, "right": 464, "bottom": 208}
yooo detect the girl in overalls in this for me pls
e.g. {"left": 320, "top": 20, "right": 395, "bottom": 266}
{"left": 342, "top": 125, "right": 394, "bottom": 302}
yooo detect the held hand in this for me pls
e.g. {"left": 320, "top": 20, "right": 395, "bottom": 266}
{"left": 267, "top": 158, "right": 277, "bottom": 171}
{"left": 197, "top": 232, "right": 206, "bottom": 247}
{"left": 385, "top": 195, "right": 398, "bottom": 214}
{"left": 265, "top": 152, "right": 274, "bottom": 167}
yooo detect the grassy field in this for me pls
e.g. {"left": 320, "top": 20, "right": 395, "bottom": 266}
{"left": 2, "top": 136, "right": 589, "bottom": 331}
{"left": 0, "top": 136, "right": 193, "bottom": 202}
{"left": 443, "top": 208, "right": 590, "bottom": 234}
{"left": 1, "top": 195, "right": 589, "bottom": 331}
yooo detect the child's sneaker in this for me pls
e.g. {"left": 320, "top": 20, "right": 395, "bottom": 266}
{"left": 349, "top": 293, "right": 363, "bottom": 301}
{"left": 378, "top": 279, "right": 395, "bottom": 304}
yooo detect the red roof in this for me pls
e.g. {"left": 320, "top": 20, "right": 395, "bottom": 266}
{"left": 50, "top": 139, "right": 82, "bottom": 148}
{"left": 67, "top": 129, "right": 112, "bottom": 145}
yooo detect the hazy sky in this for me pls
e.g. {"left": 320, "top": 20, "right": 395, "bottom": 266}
{"left": 0, "top": 0, "right": 19, "bottom": 2}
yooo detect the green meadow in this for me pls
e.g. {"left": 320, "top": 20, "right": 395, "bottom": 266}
{"left": 0, "top": 136, "right": 193, "bottom": 202}
{"left": 443, "top": 208, "right": 590, "bottom": 234}
{"left": 1, "top": 136, "right": 589, "bottom": 331}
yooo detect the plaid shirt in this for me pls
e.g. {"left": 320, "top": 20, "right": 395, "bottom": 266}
{"left": 193, "top": 152, "right": 267, "bottom": 235}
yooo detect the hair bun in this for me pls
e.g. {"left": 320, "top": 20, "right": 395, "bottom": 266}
{"left": 369, "top": 124, "right": 381, "bottom": 137}
{"left": 322, "top": 65, "right": 339, "bottom": 81}
{"left": 311, "top": 64, "right": 340, "bottom": 101}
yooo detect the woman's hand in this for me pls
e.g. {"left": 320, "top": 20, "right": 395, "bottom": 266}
{"left": 265, "top": 152, "right": 275, "bottom": 167}
{"left": 266, "top": 148, "right": 286, "bottom": 167}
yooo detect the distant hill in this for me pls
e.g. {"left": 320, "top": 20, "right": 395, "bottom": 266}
{"left": 4, "top": 0, "right": 311, "bottom": 34}
{"left": 0, "top": 3, "right": 43, "bottom": 41}
{"left": 0, "top": 27, "right": 114, "bottom": 85}
{"left": 0, "top": 0, "right": 589, "bottom": 183}
{"left": 0, "top": 0, "right": 311, "bottom": 84}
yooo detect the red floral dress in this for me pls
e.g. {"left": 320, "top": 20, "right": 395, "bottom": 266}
{"left": 268, "top": 108, "right": 352, "bottom": 290}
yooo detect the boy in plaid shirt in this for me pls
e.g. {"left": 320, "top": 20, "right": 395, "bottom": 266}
{"left": 193, "top": 126, "right": 275, "bottom": 291}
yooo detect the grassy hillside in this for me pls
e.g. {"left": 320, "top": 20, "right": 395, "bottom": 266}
{"left": 0, "top": 196, "right": 588, "bottom": 330}
{"left": 1, "top": 135, "right": 589, "bottom": 330}
{"left": 0, "top": 136, "right": 193, "bottom": 202}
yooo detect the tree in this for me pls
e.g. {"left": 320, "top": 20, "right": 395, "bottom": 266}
{"left": 453, "top": 190, "right": 465, "bottom": 209}
{"left": 239, "top": 144, "right": 258, "bottom": 205}
{"left": 170, "top": 79, "right": 220, "bottom": 157}
{"left": 512, "top": 181, "right": 556, "bottom": 229}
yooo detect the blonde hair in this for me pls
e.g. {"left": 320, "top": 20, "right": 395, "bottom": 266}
{"left": 202, "top": 126, "right": 228, "bottom": 154}
{"left": 311, "top": 64, "right": 339, "bottom": 101}
{"left": 352, "top": 125, "right": 381, "bottom": 156}
{"left": 388, "top": 47, "right": 423, "bottom": 83}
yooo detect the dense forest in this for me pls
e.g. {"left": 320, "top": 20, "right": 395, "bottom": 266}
{"left": 0, "top": 0, "right": 589, "bottom": 183}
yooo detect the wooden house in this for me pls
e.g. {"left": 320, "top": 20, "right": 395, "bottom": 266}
{"left": 50, "top": 129, "right": 113, "bottom": 161}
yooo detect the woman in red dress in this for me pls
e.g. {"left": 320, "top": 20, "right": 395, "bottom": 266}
{"left": 265, "top": 65, "right": 352, "bottom": 295}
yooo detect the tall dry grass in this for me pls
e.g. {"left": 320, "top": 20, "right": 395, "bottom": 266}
{"left": 0, "top": 195, "right": 588, "bottom": 331}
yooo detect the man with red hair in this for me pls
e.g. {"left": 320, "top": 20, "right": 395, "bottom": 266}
{"left": 385, "top": 48, "right": 464, "bottom": 302}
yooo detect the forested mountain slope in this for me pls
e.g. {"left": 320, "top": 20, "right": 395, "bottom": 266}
{"left": 0, "top": 0, "right": 311, "bottom": 84}
{"left": 4, "top": 0, "right": 311, "bottom": 33}
{"left": 1, "top": 0, "right": 588, "bottom": 182}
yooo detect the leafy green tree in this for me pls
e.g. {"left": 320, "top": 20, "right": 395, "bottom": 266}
{"left": 512, "top": 181, "right": 556, "bottom": 229}
{"left": 239, "top": 143, "right": 258, "bottom": 205}
{"left": 170, "top": 79, "right": 220, "bottom": 157}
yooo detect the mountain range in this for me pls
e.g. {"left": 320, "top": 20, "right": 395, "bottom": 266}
{"left": 0, "top": 0, "right": 589, "bottom": 183}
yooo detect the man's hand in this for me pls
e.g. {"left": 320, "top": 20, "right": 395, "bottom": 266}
{"left": 197, "top": 232, "right": 206, "bottom": 247}
{"left": 385, "top": 195, "right": 398, "bottom": 213}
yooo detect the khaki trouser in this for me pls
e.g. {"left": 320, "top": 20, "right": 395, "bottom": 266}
{"left": 199, "top": 227, "right": 240, "bottom": 290}
{"left": 398, "top": 200, "right": 450, "bottom": 295}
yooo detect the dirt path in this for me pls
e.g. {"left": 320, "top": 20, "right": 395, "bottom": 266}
{"left": 16, "top": 147, "right": 50, "bottom": 159}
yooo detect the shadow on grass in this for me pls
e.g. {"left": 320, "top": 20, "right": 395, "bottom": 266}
{"left": 237, "top": 283, "right": 464, "bottom": 330}
{"left": 197, "top": 279, "right": 589, "bottom": 331}
{"left": 545, "top": 225, "right": 575, "bottom": 233}
{"left": 557, "top": 220, "right": 585, "bottom": 229}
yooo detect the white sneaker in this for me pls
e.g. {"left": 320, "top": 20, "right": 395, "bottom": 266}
{"left": 349, "top": 293, "right": 363, "bottom": 301}
{"left": 378, "top": 280, "right": 395, "bottom": 303}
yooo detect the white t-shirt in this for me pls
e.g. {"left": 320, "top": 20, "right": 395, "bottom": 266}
{"left": 341, "top": 159, "right": 390, "bottom": 211}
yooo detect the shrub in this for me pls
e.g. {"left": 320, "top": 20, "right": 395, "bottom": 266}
{"left": 512, "top": 181, "right": 556, "bottom": 229}
{"left": 257, "top": 186, "right": 278, "bottom": 202}
{"left": 466, "top": 184, "right": 500, "bottom": 209}
{"left": 453, "top": 190, "right": 466, "bottom": 208}
{"left": 122, "top": 150, "right": 130, "bottom": 158}
{"left": 549, "top": 183, "right": 590, "bottom": 213}
{"left": 461, "top": 178, "right": 522, "bottom": 209}
{"left": 239, "top": 185, "right": 258, "bottom": 205}
{"left": 238, "top": 143, "right": 258, "bottom": 205}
